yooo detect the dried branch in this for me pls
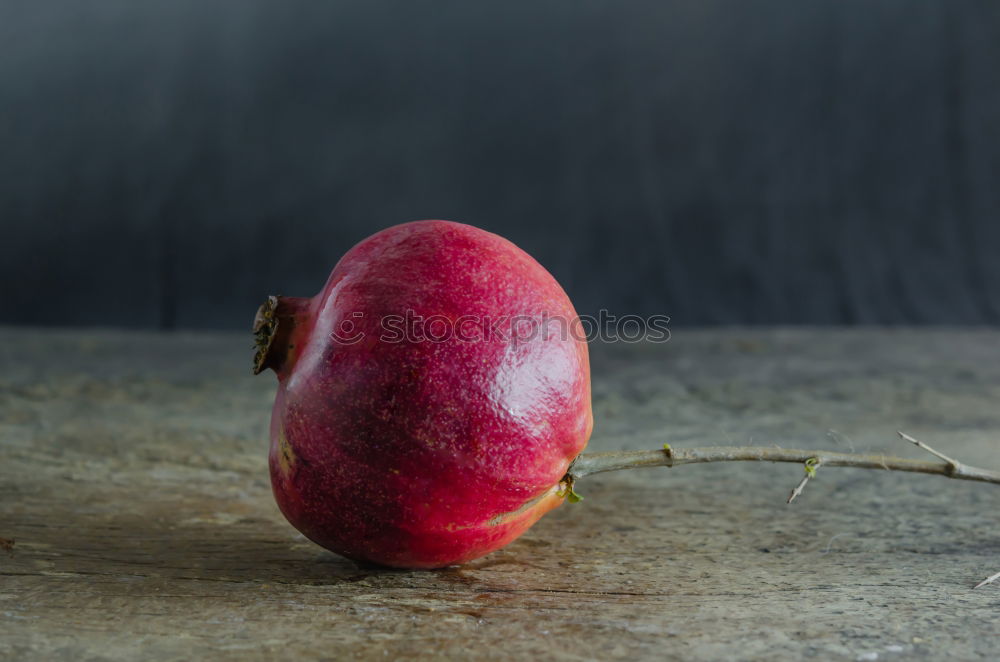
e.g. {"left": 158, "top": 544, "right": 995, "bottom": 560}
{"left": 974, "top": 571, "right": 1000, "bottom": 590}
{"left": 568, "top": 434, "right": 1000, "bottom": 486}
{"left": 898, "top": 431, "right": 964, "bottom": 472}
{"left": 567, "top": 433, "right": 999, "bottom": 589}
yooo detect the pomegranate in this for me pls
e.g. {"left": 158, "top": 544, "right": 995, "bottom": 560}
{"left": 253, "top": 220, "right": 592, "bottom": 568}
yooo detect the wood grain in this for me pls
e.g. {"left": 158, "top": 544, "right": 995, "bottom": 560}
{"left": 2, "top": 328, "right": 999, "bottom": 660}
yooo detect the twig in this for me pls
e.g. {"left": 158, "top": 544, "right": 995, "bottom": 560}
{"left": 566, "top": 433, "right": 1000, "bottom": 589}
{"left": 786, "top": 474, "right": 811, "bottom": 504}
{"left": 567, "top": 435, "right": 1000, "bottom": 486}
{"left": 897, "top": 431, "right": 964, "bottom": 473}
{"left": 787, "top": 458, "right": 820, "bottom": 504}
{"left": 974, "top": 570, "right": 1000, "bottom": 590}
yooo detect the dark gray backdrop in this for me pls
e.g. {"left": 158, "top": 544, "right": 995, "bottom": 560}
{"left": 2, "top": 1, "right": 998, "bottom": 328}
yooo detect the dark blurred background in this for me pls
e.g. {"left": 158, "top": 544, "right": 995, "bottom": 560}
{"left": 2, "top": 1, "right": 998, "bottom": 329}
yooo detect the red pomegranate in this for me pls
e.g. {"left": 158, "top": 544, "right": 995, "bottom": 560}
{"left": 253, "top": 220, "right": 592, "bottom": 568}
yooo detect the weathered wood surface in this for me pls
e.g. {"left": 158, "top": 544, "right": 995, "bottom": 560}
{"left": 1, "top": 327, "right": 999, "bottom": 661}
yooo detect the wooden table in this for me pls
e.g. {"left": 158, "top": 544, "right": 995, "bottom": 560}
{"left": 2, "top": 327, "right": 998, "bottom": 660}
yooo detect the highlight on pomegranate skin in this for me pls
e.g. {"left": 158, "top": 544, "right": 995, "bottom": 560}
{"left": 253, "top": 220, "right": 593, "bottom": 569}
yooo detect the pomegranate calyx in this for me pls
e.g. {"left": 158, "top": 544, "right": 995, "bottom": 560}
{"left": 253, "top": 295, "right": 310, "bottom": 375}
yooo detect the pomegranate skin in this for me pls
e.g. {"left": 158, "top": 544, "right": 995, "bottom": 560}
{"left": 259, "top": 220, "right": 592, "bottom": 569}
